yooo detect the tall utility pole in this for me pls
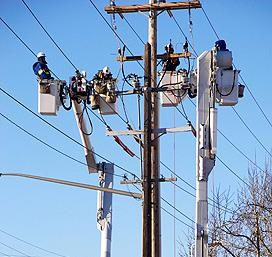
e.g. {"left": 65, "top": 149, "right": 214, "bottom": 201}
{"left": 143, "top": 43, "right": 152, "bottom": 257}
{"left": 148, "top": 2, "right": 161, "bottom": 257}
{"left": 104, "top": 2, "right": 202, "bottom": 257}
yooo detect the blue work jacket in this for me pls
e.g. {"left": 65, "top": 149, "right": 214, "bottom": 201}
{"left": 33, "top": 62, "right": 52, "bottom": 79}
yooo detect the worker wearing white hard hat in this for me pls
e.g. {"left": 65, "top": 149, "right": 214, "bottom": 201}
{"left": 33, "top": 51, "right": 52, "bottom": 80}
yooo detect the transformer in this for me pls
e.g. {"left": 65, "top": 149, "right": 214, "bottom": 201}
{"left": 159, "top": 70, "right": 188, "bottom": 107}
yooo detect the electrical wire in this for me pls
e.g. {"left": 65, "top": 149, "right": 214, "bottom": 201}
{"left": 0, "top": 242, "right": 31, "bottom": 257}
{"left": 88, "top": 0, "right": 144, "bottom": 69}
{"left": 0, "top": 86, "right": 138, "bottom": 179}
{"left": 161, "top": 197, "right": 195, "bottom": 224}
{"left": 161, "top": 206, "right": 194, "bottom": 230}
{"left": 201, "top": 7, "right": 220, "bottom": 40}
{"left": 173, "top": 109, "right": 177, "bottom": 257}
{"left": 232, "top": 107, "right": 272, "bottom": 159}
{"left": 119, "top": 80, "right": 131, "bottom": 125}
{"left": 217, "top": 156, "right": 250, "bottom": 187}
{"left": 0, "top": 228, "right": 68, "bottom": 257}
{"left": 122, "top": 16, "right": 145, "bottom": 45}
{"left": 235, "top": 67, "right": 272, "bottom": 129}
{"left": 0, "top": 111, "right": 124, "bottom": 179}
{"left": 171, "top": 14, "right": 198, "bottom": 57}
{"left": 78, "top": 101, "right": 93, "bottom": 136}
{"left": 21, "top": 0, "right": 78, "bottom": 71}
{"left": 0, "top": 17, "right": 60, "bottom": 80}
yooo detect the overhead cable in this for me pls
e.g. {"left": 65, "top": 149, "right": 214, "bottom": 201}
{"left": 0, "top": 112, "right": 124, "bottom": 179}
{"left": 0, "top": 242, "right": 31, "bottom": 257}
{"left": 232, "top": 107, "right": 272, "bottom": 159}
{"left": 0, "top": 228, "right": 68, "bottom": 257}
{"left": 21, "top": 0, "right": 78, "bottom": 71}
{"left": 0, "top": 16, "right": 60, "bottom": 80}
{"left": 161, "top": 206, "right": 194, "bottom": 230}
{"left": 88, "top": 0, "right": 144, "bottom": 69}
{"left": 161, "top": 197, "right": 195, "bottom": 224}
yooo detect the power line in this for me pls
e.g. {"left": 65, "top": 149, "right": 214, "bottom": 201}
{"left": 217, "top": 128, "right": 266, "bottom": 173}
{"left": 0, "top": 17, "right": 36, "bottom": 57}
{"left": 200, "top": 7, "right": 220, "bottom": 40}
{"left": 0, "top": 111, "right": 124, "bottom": 179}
{"left": 171, "top": 14, "right": 198, "bottom": 56}
{"left": 237, "top": 70, "right": 272, "bottom": 129}
{"left": 217, "top": 156, "right": 250, "bottom": 187}
{"left": 21, "top": 0, "right": 78, "bottom": 71}
{"left": 0, "top": 17, "right": 60, "bottom": 80}
{"left": 122, "top": 16, "right": 145, "bottom": 45}
{"left": 0, "top": 228, "right": 68, "bottom": 257}
{"left": 161, "top": 197, "right": 195, "bottom": 224}
{"left": 0, "top": 86, "right": 138, "bottom": 179}
{"left": 88, "top": 0, "right": 144, "bottom": 69}
{"left": 161, "top": 206, "right": 193, "bottom": 230}
{"left": 0, "top": 241, "right": 31, "bottom": 257}
{"left": 232, "top": 107, "right": 272, "bottom": 159}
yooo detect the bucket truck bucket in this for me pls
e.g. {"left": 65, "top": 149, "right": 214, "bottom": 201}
{"left": 215, "top": 69, "right": 240, "bottom": 106}
{"left": 38, "top": 79, "right": 65, "bottom": 115}
{"left": 159, "top": 70, "right": 188, "bottom": 107}
{"left": 99, "top": 95, "right": 118, "bottom": 115}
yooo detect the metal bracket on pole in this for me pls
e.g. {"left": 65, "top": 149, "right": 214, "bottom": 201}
{"left": 120, "top": 177, "right": 177, "bottom": 185}
{"left": 105, "top": 125, "right": 192, "bottom": 137}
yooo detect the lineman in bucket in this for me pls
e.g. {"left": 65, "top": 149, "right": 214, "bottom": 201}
{"left": 33, "top": 52, "right": 54, "bottom": 94}
{"left": 91, "top": 66, "right": 116, "bottom": 110}
{"left": 33, "top": 52, "right": 53, "bottom": 80}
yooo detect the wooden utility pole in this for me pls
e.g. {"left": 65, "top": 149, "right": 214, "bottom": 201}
{"left": 143, "top": 43, "right": 152, "bottom": 257}
{"left": 104, "top": 2, "right": 202, "bottom": 257}
{"left": 148, "top": 1, "right": 161, "bottom": 257}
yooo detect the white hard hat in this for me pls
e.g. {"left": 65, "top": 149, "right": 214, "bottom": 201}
{"left": 82, "top": 70, "right": 87, "bottom": 78}
{"left": 37, "top": 51, "right": 46, "bottom": 58}
{"left": 103, "top": 66, "right": 110, "bottom": 75}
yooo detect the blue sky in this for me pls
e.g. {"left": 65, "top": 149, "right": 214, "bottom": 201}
{"left": 0, "top": 1, "right": 272, "bottom": 257}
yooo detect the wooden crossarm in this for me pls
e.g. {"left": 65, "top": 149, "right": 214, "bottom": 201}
{"left": 105, "top": 1, "right": 201, "bottom": 14}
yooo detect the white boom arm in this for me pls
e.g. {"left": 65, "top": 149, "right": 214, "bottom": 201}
{"left": 72, "top": 100, "right": 97, "bottom": 173}
{"left": 72, "top": 100, "right": 114, "bottom": 257}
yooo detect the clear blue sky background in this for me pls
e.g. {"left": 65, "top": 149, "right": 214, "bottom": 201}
{"left": 0, "top": 1, "right": 272, "bottom": 257}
